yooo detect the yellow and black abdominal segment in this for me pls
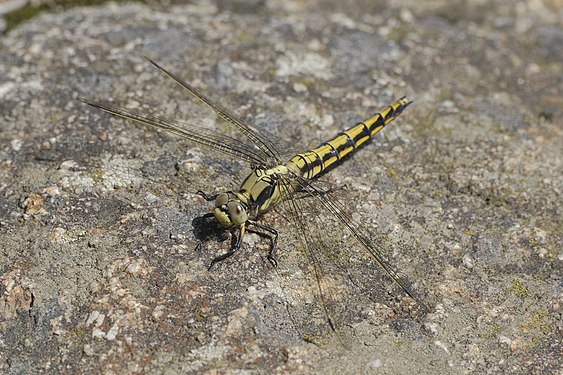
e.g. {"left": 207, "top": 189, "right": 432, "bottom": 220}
{"left": 80, "top": 57, "right": 427, "bottom": 331}
{"left": 286, "top": 98, "right": 411, "bottom": 179}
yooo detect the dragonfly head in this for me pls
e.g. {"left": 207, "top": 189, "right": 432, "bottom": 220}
{"left": 213, "top": 192, "right": 248, "bottom": 229}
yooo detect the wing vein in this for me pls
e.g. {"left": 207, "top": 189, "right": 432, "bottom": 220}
{"left": 145, "top": 57, "right": 283, "bottom": 163}
{"left": 79, "top": 98, "right": 266, "bottom": 165}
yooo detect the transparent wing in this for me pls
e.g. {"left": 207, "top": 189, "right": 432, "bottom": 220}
{"left": 305, "top": 176, "right": 429, "bottom": 308}
{"left": 79, "top": 98, "right": 268, "bottom": 166}
{"left": 276, "top": 173, "right": 428, "bottom": 336}
{"left": 145, "top": 57, "right": 284, "bottom": 164}
{"left": 276, "top": 181, "right": 339, "bottom": 335}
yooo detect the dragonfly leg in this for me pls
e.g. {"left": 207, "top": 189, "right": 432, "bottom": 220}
{"left": 208, "top": 225, "right": 245, "bottom": 270}
{"left": 247, "top": 220, "right": 279, "bottom": 267}
{"left": 196, "top": 190, "right": 218, "bottom": 201}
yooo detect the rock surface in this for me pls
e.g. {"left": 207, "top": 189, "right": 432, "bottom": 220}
{"left": 0, "top": 1, "right": 561, "bottom": 374}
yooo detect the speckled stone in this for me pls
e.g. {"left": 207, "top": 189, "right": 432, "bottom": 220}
{"left": 0, "top": 1, "right": 561, "bottom": 374}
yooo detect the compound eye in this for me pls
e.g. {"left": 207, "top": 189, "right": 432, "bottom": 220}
{"left": 227, "top": 201, "right": 248, "bottom": 226}
{"left": 214, "top": 193, "right": 229, "bottom": 207}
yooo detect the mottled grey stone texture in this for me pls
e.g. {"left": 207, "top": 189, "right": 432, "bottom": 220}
{"left": 0, "top": 1, "right": 561, "bottom": 374}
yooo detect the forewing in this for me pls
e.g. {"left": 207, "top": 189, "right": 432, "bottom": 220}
{"left": 145, "top": 57, "right": 284, "bottom": 164}
{"left": 79, "top": 98, "right": 268, "bottom": 166}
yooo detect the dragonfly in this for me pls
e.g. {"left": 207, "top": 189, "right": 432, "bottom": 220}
{"left": 79, "top": 57, "right": 428, "bottom": 333}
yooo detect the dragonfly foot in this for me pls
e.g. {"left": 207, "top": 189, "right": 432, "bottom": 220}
{"left": 208, "top": 250, "right": 236, "bottom": 270}
{"left": 208, "top": 230, "right": 241, "bottom": 270}
{"left": 267, "top": 253, "right": 278, "bottom": 268}
{"left": 196, "top": 190, "right": 217, "bottom": 201}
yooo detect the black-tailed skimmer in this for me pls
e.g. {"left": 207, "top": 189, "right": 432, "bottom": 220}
{"left": 80, "top": 57, "right": 428, "bottom": 333}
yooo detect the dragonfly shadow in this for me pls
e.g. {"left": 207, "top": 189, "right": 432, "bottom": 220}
{"left": 191, "top": 214, "right": 229, "bottom": 244}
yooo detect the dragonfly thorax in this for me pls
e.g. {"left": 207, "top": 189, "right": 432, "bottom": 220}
{"left": 239, "top": 164, "right": 295, "bottom": 215}
{"left": 213, "top": 192, "right": 249, "bottom": 229}
{"left": 213, "top": 164, "right": 294, "bottom": 229}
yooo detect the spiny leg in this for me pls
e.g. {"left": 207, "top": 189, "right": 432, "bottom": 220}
{"left": 247, "top": 220, "right": 279, "bottom": 267}
{"left": 196, "top": 190, "right": 218, "bottom": 201}
{"left": 208, "top": 224, "right": 246, "bottom": 270}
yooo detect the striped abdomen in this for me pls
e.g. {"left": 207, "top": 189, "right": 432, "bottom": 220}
{"left": 286, "top": 97, "right": 411, "bottom": 179}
